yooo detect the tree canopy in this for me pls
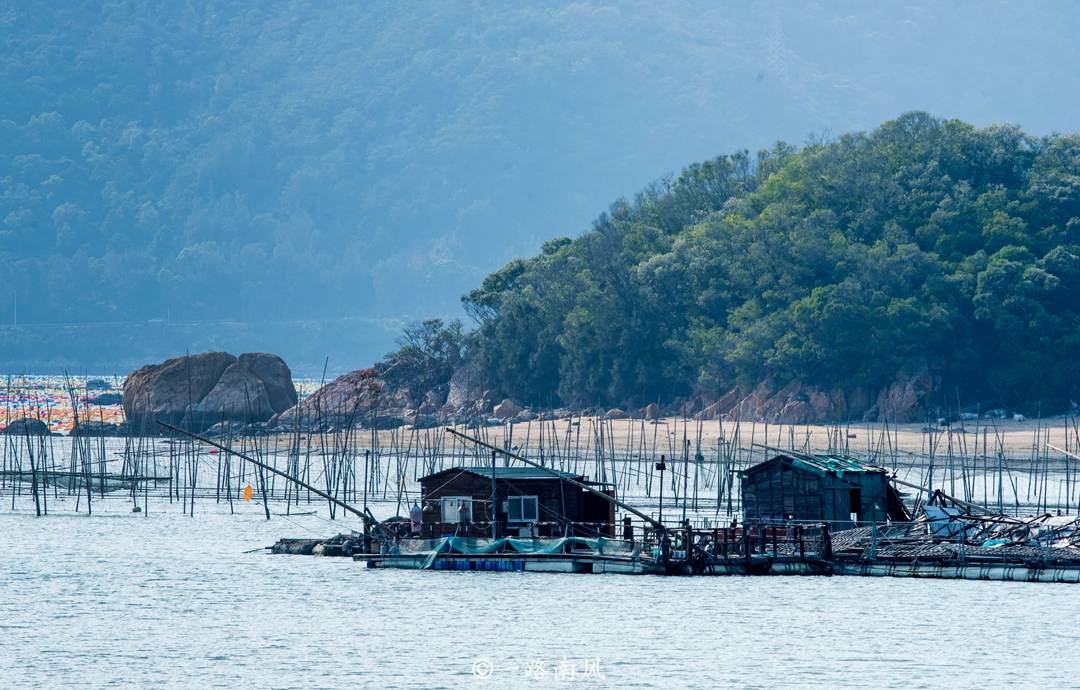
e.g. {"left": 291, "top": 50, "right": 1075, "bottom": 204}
{"left": 464, "top": 114, "right": 1080, "bottom": 412}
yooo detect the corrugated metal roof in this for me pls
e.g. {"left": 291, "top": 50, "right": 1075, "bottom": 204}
{"left": 745, "top": 453, "right": 886, "bottom": 478}
{"left": 789, "top": 454, "right": 883, "bottom": 475}
{"left": 421, "top": 466, "right": 583, "bottom": 482}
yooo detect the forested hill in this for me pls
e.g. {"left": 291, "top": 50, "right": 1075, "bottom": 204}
{"left": 463, "top": 114, "right": 1080, "bottom": 413}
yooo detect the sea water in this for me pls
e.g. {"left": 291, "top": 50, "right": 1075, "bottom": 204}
{"left": 1, "top": 499, "right": 1078, "bottom": 689}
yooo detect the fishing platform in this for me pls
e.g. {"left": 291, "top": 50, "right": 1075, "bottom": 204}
{"left": 353, "top": 440, "right": 1080, "bottom": 581}
{"left": 87, "top": 421, "right": 1080, "bottom": 583}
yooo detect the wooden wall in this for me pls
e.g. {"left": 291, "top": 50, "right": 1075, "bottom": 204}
{"left": 742, "top": 459, "right": 893, "bottom": 527}
{"left": 418, "top": 471, "right": 608, "bottom": 537}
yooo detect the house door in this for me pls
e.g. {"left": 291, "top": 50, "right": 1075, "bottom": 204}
{"left": 848, "top": 489, "right": 861, "bottom": 523}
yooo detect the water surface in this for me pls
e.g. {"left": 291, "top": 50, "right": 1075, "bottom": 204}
{"left": 1, "top": 500, "right": 1077, "bottom": 689}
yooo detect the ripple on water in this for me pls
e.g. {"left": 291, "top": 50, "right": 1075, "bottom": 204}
{"left": 1, "top": 505, "right": 1078, "bottom": 689}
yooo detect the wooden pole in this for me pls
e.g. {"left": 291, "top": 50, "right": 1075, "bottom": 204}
{"left": 157, "top": 422, "right": 368, "bottom": 522}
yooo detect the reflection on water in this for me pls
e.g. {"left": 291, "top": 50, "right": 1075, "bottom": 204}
{"left": 1, "top": 500, "right": 1078, "bottom": 689}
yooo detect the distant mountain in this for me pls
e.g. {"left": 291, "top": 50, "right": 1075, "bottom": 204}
{"left": 3, "top": 1, "right": 1078, "bottom": 374}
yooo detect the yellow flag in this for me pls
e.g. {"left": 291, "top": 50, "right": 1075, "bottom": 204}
{"left": 243, "top": 484, "right": 253, "bottom": 502}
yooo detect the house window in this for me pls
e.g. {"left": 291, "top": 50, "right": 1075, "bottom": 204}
{"left": 441, "top": 496, "right": 473, "bottom": 522}
{"left": 507, "top": 496, "right": 539, "bottom": 523}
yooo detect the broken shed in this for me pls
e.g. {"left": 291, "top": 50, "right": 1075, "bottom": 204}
{"left": 741, "top": 454, "right": 910, "bottom": 528}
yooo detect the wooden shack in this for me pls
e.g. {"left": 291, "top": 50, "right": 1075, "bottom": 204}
{"left": 741, "top": 454, "right": 910, "bottom": 528}
{"left": 417, "top": 466, "right": 616, "bottom": 538}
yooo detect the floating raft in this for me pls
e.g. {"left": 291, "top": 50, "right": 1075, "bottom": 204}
{"left": 343, "top": 516, "right": 1080, "bottom": 582}
{"left": 363, "top": 536, "right": 650, "bottom": 574}
{"left": 832, "top": 562, "right": 1080, "bottom": 583}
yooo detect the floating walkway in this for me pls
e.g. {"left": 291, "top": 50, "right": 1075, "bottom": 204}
{"left": 300, "top": 508, "right": 1080, "bottom": 582}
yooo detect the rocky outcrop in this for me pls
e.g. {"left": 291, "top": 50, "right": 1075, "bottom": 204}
{"left": 694, "top": 401, "right": 721, "bottom": 420}
{"left": 259, "top": 349, "right": 939, "bottom": 431}
{"left": 273, "top": 368, "right": 383, "bottom": 430}
{"left": 704, "top": 379, "right": 864, "bottom": 424}
{"left": 273, "top": 356, "right": 495, "bottom": 431}
{"left": 123, "top": 352, "right": 297, "bottom": 433}
{"left": 686, "top": 363, "right": 936, "bottom": 424}
{"left": 2, "top": 417, "right": 51, "bottom": 436}
{"left": 692, "top": 387, "right": 740, "bottom": 420}
{"left": 874, "top": 364, "right": 934, "bottom": 423}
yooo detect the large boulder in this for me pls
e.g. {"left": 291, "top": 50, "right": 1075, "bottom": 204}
{"left": 123, "top": 352, "right": 297, "bottom": 433}
{"left": 190, "top": 361, "right": 275, "bottom": 422}
{"left": 239, "top": 353, "right": 298, "bottom": 413}
{"left": 2, "top": 417, "right": 51, "bottom": 436}
{"left": 123, "top": 352, "right": 235, "bottom": 431}
{"left": 642, "top": 402, "right": 661, "bottom": 420}
{"left": 492, "top": 398, "right": 522, "bottom": 420}
{"left": 273, "top": 368, "right": 384, "bottom": 430}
